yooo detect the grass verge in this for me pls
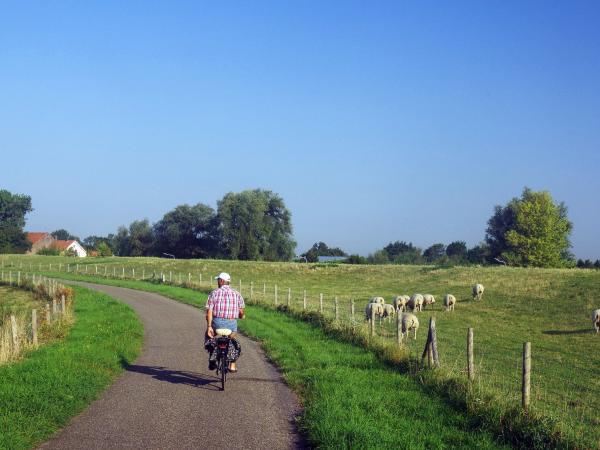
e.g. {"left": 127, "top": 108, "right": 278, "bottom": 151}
{"left": 0, "top": 286, "right": 143, "bottom": 450}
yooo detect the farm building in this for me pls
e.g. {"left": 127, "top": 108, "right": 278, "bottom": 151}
{"left": 26, "top": 232, "right": 88, "bottom": 257}
{"left": 317, "top": 256, "right": 347, "bottom": 263}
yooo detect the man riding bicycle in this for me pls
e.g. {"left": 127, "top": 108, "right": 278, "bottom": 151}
{"left": 205, "top": 272, "right": 245, "bottom": 372}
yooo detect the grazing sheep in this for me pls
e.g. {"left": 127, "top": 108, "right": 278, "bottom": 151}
{"left": 423, "top": 294, "right": 436, "bottom": 310}
{"left": 443, "top": 294, "right": 456, "bottom": 312}
{"left": 382, "top": 304, "right": 396, "bottom": 322}
{"left": 592, "top": 309, "right": 600, "bottom": 333}
{"left": 407, "top": 294, "right": 424, "bottom": 312}
{"left": 472, "top": 284, "right": 484, "bottom": 301}
{"left": 365, "top": 302, "right": 384, "bottom": 321}
{"left": 369, "top": 296, "right": 385, "bottom": 305}
{"left": 393, "top": 295, "right": 410, "bottom": 312}
{"left": 400, "top": 313, "right": 419, "bottom": 341}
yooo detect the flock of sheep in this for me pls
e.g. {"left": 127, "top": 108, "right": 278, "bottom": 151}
{"left": 365, "top": 284, "right": 600, "bottom": 337}
{"left": 364, "top": 284, "right": 485, "bottom": 342}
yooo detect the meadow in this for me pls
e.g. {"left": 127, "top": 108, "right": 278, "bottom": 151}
{"left": 3, "top": 255, "right": 600, "bottom": 448}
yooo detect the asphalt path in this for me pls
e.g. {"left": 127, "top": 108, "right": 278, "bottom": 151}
{"left": 39, "top": 282, "right": 304, "bottom": 450}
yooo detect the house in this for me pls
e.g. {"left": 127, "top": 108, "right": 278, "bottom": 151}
{"left": 26, "top": 232, "right": 55, "bottom": 254}
{"left": 52, "top": 240, "right": 88, "bottom": 257}
{"left": 26, "top": 232, "right": 88, "bottom": 257}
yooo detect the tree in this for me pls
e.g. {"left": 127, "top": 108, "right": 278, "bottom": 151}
{"left": 111, "top": 226, "right": 131, "bottom": 256}
{"left": 0, "top": 189, "right": 33, "bottom": 253}
{"left": 82, "top": 235, "right": 112, "bottom": 251}
{"left": 96, "top": 241, "right": 113, "bottom": 256}
{"left": 486, "top": 188, "right": 573, "bottom": 267}
{"left": 467, "top": 244, "right": 490, "bottom": 265}
{"left": 382, "top": 241, "right": 423, "bottom": 264}
{"left": 446, "top": 240, "right": 467, "bottom": 263}
{"left": 153, "top": 203, "right": 218, "bottom": 259}
{"left": 217, "top": 189, "right": 295, "bottom": 261}
{"left": 301, "top": 242, "right": 346, "bottom": 262}
{"left": 51, "top": 229, "right": 79, "bottom": 241}
{"left": 423, "top": 243, "right": 446, "bottom": 263}
{"left": 128, "top": 219, "right": 155, "bottom": 256}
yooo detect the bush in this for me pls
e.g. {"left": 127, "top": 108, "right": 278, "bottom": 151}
{"left": 37, "top": 247, "right": 60, "bottom": 256}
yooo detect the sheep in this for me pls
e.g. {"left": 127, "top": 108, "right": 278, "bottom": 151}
{"left": 393, "top": 295, "right": 410, "bottom": 312}
{"left": 369, "top": 296, "right": 385, "bottom": 305}
{"left": 400, "top": 313, "right": 419, "bottom": 341}
{"left": 365, "top": 302, "right": 384, "bottom": 321}
{"left": 472, "top": 284, "right": 484, "bottom": 301}
{"left": 407, "top": 294, "right": 424, "bottom": 312}
{"left": 443, "top": 294, "right": 456, "bottom": 312}
{"left": 382, "top": 304, "right": 396, "bottom": 322}
{"left": 422, "top": 294, "right": 436, "bottom": 310}
{"left": 592, "top": 309, "right": 600, "bottom": 334}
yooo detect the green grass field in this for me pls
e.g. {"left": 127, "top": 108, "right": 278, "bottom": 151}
{"left": 0, "top": 286, "right": 44, "bottom": 326}
{"left": 0, "top": 286, "right": 143, "bottom": 450}
{"left": 3, "top": 255, "right": 600, "bottom": 448}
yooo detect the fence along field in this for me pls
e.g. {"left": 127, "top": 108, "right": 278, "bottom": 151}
{"left": 3, "top": 255, "right": 600, "bottom": 448}
{"left": 0, "top": 271, "right": 73, "bottom": 364}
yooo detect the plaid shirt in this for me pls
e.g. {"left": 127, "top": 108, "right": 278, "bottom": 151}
{"left": 206, "top": 285, "right": 245, "bottom": 319}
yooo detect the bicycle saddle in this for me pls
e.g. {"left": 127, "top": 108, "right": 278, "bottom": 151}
{"left": 215, "top": 328, "right": 233, "bottom": 337}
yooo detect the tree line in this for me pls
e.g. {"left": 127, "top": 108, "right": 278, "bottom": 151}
{"left": 0, "top": 186, "right": 593, "bottom": 268}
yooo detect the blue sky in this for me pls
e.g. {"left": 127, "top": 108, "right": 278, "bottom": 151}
{"left": 1, "top": 1, "right": 599, "bottom": 258}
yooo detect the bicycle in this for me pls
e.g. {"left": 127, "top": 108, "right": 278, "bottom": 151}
{"left": 214, "top": 328, "right": 233, "bottom": 391}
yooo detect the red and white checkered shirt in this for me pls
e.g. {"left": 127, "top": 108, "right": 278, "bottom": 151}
{"left": 206, "top": 285, "right": 245, "bottom": 319}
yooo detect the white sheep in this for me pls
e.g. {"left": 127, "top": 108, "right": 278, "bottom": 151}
{"left": 393, "top": 295, "right": 410, "bottom": 312}
{"left": 423, "top": 294, "right": 436, "bottom": 310}
{"left": 369, "top": 296, "right": 385, "bottom": 305}
{"left": 400, "top": 313, "right": 419, "bottom": 341}
{"left": 408, "top": 294, "right": 424, "bottom": 312}
{"left": 365, "top": 302, "right": 384, "bottom": 321}
{"left": 592, "top": 309, "right": 600, "bottom": 334}
{"left": 443, "top": 294, "right": 456, "bottom": 312}
{"left": 472, "top": 284, "right": 484, "bottom": 301}
{"left": 382, "top": 304, "right": 396, "bottom": 322}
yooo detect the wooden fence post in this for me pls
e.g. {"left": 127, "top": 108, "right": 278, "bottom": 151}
{"left": 522, "top": 342, "right": 531, "bottom": 411}
{"left": 274, "top": 285, "right": 278, "bottom": 305}
{"left": 421, "top": 317, "right": 440, "bottom": 368}
{"left": 287, "top": 288, "right": 291, "bottom": 307}
{"left": 32, "top": 309, "right": 38, "bottom": 347}
{"left": 370, "top": 306, "right": 375, "bottom": 337}
{"left": 239, "top": 279, "right": 242, "bottom": 295}
{"left": 45, "top": 303, "right": 51, "bottom": 323}
{"left": 303, "top": 290, "right": 307, "bottom": 310}
{"left": 263, "top": 283, "right": 266, "bottom": 296}
{"left": 250, "top": 282, "right": 253, "bottom": 300}
{"left": 467, "top": 328, "right": 474, "bottom": 381}
{"left": 52, "top": 298, "right": 57, "bottom": 315}
{"left": 396, "top": 313, "right": 402, "bottom": 345}
{"left": 351, "top": 300, "right": 355, "bottom": 323}
{"left": 10, "top": 314, "right": 19, "bottom": 354}
{"left": 143, "top": 268, "right": 145, "bottom": 279}
{"left": 334, "top": 297, "right": 339, "bottom": 321}
{"left": 61, "top": 294, "right": 66, "bottom": 314}
{"left": 319, "top": 293, "right": 323, "bottom": 313}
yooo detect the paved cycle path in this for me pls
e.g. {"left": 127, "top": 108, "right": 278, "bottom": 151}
{"left": 39, "top": 282, "right": 304, "bottom": 450}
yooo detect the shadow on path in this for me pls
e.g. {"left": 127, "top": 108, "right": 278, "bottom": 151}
{"left": 126, "top": 364, "right": 222, "bottom": 391}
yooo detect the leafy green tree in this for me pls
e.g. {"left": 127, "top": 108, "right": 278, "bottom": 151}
{"left": 0, "top": 189, "right": 33, "bottom": 253}
{"left": 487, "top": 188, "right": 573, "bottom": 267}
{"left": 128, "top": 219, "right": 155, "bottom": 256}
{"left": 367, "top": 249, "right": 390, "bottom": 264}
{"left": 382, "top": 241, "right": 423, "bottom": 264}
{"left": 96, "top": 241, "right": 113, "bottom": 256}
{"left": 217, "top": 189, "right": 295, "bottom": 261}
{"left": 51, "top": 229, "right": 79, "bottom": 241}
{"left": 446, "top": 241, "right": 467, "bottom": 261}
{"left": 82, "top": 235, "right": 112, "bottom": 251}
{"left": 111, "top": 226, "right": 131, "bottom": 256}
{"left": 345, "top": 254, "right": 366, "bottom": 264}
{"left": 423, "top": 243, "right": 446, "bottom": 263}
{"left": 153, "top": 203, "right": 217, "bottom": 259}
{"left": 301, "top": 242, "right": 346, "bottom": 262}
{"left": 467, "top": 244, "right": 490, "bottom": 265}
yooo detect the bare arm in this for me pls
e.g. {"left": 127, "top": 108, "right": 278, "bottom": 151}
{"left": 206, "top": 308, "right": 214, "bottom": 338}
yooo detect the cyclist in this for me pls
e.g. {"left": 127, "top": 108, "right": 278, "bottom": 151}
{"left": 205, "top": 272, "right": 245, "bottom": 372}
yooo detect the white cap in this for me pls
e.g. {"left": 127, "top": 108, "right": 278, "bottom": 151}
{"left": 215, "top": 272, "right": 231, "bottom": 282}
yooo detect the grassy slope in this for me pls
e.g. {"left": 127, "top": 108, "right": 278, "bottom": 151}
{"left": 0, "top": 286, "right": 143, "bottom": 450}
{"left": 240, "top": 305, "right": 509, "bottom": 450}
{"left": 0, "top": 286, "right": 45, "bottom": 326}
{"left": 4, "top": 256, "right": 600, "bottom": 447}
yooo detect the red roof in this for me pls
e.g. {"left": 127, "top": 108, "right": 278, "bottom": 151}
{"left": 27, "top": 232, "right": 51, "bottom": 244}
{"left": 52, "top": 240, "right": 76, "bottom": 250}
